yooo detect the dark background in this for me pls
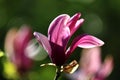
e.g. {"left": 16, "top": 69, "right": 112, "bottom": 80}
{"left": 0, "top": 0, "right": 120, "bottom": 80}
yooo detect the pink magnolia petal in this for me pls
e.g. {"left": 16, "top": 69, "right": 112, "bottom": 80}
{"left": 92, "top": 56, "right": 113, "bottom": 80}
{"left": 66, "top": 34, "right": 104, "bottom": 58}
{"left": 33, "top": 32, "right": 52, "bottom": 56}
{"left": 14, "top": 26, "right": 32, "bottom": 56}
{"left": 49, "top": 42, "right": 66, "bottom": 66}
{"left": 67, "top": 13, "right": 81, "bottom": 30}
{"left": 48, "top": 14, "right": 71, "bottom": 47}
{"left": 48, "top": 14, "right": 70, "bottom": 35}
{"left": 73, "top": 18, "right": 84, "bottom": 34}
{"left": 80, "top": 47, "right": 101, "bottom": 74}
{"left": 13, "top": 26, "right": 33, "bottom": 73}
{"left": 67, "top": 13, "right": 84, "bottom": 35}
{"left": 77, "top": 35, "right": 104, "bottom": 48}
{"left": 97, "top": 56, "right": 113, "bottom": 78}
{"left": 4, "top": 28, "right": 17, "bottom": 59}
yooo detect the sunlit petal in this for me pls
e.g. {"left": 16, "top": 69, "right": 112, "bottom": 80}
{"left": 4, "top": 28, "right": 17, "bottom": 59}
{"left": 97, "top": 56, "right": 113, "bottom": 78}
{"left": 33, "top": 32, "right": 52, "bottom": 56}
{"left": 48, "top": 14, "right": 70, "bottom": 47}
{"left": 80, "top": 47, "right": 101, "bottom": 74}
{"left": 67, "top": 13, "right": 84, "bottom": 35}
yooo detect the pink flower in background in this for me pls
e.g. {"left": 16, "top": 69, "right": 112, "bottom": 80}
{"left": 92, "top": 55, "right": 113, "bottom": 80}
{"left": 69, "top": 47, "right": 113, "bottom": 80}
{"left": 5, "top": 26, "right": 33, "bottom": 75}
{"left": 34, "top": 13, "right": 104, "bottom": 66}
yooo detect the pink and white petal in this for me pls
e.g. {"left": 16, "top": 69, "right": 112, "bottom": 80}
{"left": 13, "top": 26, "right": 33, "bottom": 69}
{"left": 67, "top": 13, "right": 81, "bottom": 30}
{"left": 14, "top": 26, "right": 32, "bottom": 54}
{"left": 48, "top": 14, "right": 70, "bottom": 34}
{"left": 48, "top": 14, "right": 70, "bottom": 46}
{"left": 98, "top": 56, "right": 113, "bottom": 78}
{"left": 75, "top": 19, "right": 84, "bottom": 31}
{"left": 66, "top": 34, "right": 104, "bottom": 57}
{"left": 4, "top": 28, "right": 17, "bottom": 59}
{"left": 71, "top": 19, "right": 84, "bottom": 36}
{"left": 67, "top": 13, "right": 84, "bottom": 35}
{"left": 75, "top": 35, "right": 104, "bottom": 49}
{"left": 80, "top": 47, "right": 101, "bottom": 74}
{"left": 33, "top": 32, "right": 52, "bottom": 56}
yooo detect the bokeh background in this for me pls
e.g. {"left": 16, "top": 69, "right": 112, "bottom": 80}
{"left": 0, "top": 0, "right": 120, "bottom": 80}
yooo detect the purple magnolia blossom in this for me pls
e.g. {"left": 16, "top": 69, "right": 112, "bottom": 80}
{"left": 5, "top": 26, "right": 33, "bottom": 75}
{"left": 68, "top": 47, "right": 113, "bottom": 80}
{"left": 33, "top": 13, "right": 104, "bottom": 66}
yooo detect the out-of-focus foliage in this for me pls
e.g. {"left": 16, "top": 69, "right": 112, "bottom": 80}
{"left": 0, "top": 51, "right": 4, "bottom": 57}
{"left": 0, "top": 0, "right": 120, "bottom": 80}
{"left": 3, "top": 61, "right": 18, "bottom": 79}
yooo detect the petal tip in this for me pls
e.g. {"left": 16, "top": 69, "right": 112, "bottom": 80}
{"left": 100, "top": 40, "right": 104, "bottom": 46}
{"left": 33, "top": 32, "right": 40, "bottom": 39}
{"left": 76, "top": 12, "right": 81, "bottom": 17}
{"left": 96, "top": 38, "right": 104, "bottom": 47}
{"left": 73, "top": 35, "right": 105, "bottom": 49}
{"left": 33, "top": 32, "right": 38, "bottom": 36}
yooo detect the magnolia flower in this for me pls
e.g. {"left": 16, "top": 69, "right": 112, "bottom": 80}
{"left": 33, "top": 13, "right": 104, "bottom": 66}
{"left": 68, "top": 47, "right": 113, "bottom": 80}
{"left": 4, "top": 26, "right": 33, "bottom": 75}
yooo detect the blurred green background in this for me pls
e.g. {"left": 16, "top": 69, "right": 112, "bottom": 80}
{"left": 0, "top": 0, "right": 120, "bottom": 80}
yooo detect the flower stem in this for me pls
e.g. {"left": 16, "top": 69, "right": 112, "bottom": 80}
{"left": 54, "top": 66, "right": 61, "bottom": 80}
